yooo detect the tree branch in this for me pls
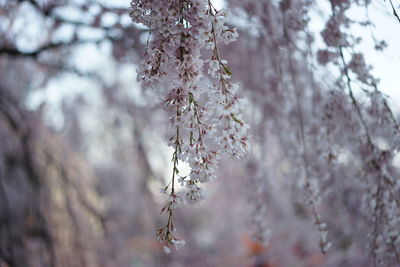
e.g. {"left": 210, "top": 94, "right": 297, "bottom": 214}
{"left": 0, "top": 37, "right": 111, "bottom": 57}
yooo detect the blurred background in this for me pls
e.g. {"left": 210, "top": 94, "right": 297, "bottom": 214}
{"left": 0, "top": 0, "right": 400, "bottom": 266}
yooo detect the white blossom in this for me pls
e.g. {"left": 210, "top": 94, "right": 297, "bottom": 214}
{"left": 131, "top": 0, "right": 248, "bottom": 251}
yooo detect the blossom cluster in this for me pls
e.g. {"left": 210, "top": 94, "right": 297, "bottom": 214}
{"left": 316, "top": 0, "right": 400, "bottom": 263}
{"left": 130, "top": 0, "right": 248, "bottom": 252}
{"left": 231, "top": 0, "right": 399, "bottom": 264}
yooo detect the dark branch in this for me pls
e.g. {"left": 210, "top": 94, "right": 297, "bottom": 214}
{"left": 0, "top": 37, "right": 112, "bottom": 57}
{"left": 388, "top": 0, "right": 400, "bottom": 23}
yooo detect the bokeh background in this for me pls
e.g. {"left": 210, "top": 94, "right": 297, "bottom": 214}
{"left": 1, "top": 0, "right": 400, "bottom": 266}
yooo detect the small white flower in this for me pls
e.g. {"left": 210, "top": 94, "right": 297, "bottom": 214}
{"left": 171, "top": 239, "right": 186, "bottom": 250}
{"left": 163, "top": 246, "right": 171, "bottom": 254}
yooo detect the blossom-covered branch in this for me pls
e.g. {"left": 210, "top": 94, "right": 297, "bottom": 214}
{"left": 130, "top": 0, "right": 248, "bottom": 252}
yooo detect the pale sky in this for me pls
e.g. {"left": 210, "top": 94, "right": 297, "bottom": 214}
{"left": 27, "top": 0, "right": 400, "bottom": 121}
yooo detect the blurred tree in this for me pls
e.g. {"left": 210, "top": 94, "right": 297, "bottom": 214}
{"left": 1, "top": 0, "right": 400, "bottom": 266}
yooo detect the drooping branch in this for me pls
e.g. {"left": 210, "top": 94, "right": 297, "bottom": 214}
{"left": 387, "top": 0, "right": 400, "bottom": 23}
